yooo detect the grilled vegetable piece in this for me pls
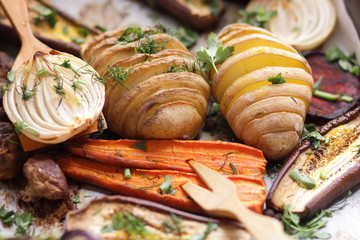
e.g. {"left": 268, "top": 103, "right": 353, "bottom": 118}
{"left": 210, "top": 23, "right": 314, "bottom": 160}
{"left": 56, "top": 154, "right": 266, "bottom": 214}
{"left": 0, "top": 0, "right": 98, "bottom": 56}
{"left": 0, "top": 122, "right": 27, "bottom": 179}
{"left": 81, "top": 27, "right": 210, "bottom": 140}
{"left": 246, "top": 0, "right": 336, "bottom": 51}
{"left": 65, "top": 195, "right": 251, "bottom": 240}
{"left": 21, "top": 154, "right": 69, "bottom": 202}
{"left": 64, "top": 138, "right": 266, "bottom": 176}
{"left": 267, "top": 106, "right": 360, "bottom": 218}
{"left": 306, "top": 52, "right": 360, "bottom": 119}
{"left": 148, "top": 0, "right": 224, "bottom": 30}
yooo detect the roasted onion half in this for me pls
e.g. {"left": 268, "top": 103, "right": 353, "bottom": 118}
{"left": 247, "top": 0, "right": 336, "bottom": 51}
{"left": 3, "top": 50, "right": 105, "bottom": 144}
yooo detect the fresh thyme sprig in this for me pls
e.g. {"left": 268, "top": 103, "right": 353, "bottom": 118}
{"left": 107, "top": 66, "right": 130, "bottom": 90}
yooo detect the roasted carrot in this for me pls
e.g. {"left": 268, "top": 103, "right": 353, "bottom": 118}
{"left": 56, "top": 154, "right": 266, "bottom": 214}
{"left": 64, "top": 138, "right": 266, "bottom": 176}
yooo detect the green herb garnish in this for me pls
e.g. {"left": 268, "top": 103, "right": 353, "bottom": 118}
{"left": 190, "top": 221, "right": 218, "bottom": 240}
{"left": 32, "top": 5, "right": 57, "bottom": 28}
{"left": 124, "top": 168, "right": 132, "bottom": 179}
{"left": 320, "top": 171, "right": 327, "bottom": 180}
{"left": 7, "top": 69, "right": 15, "bottom": 84}
{"left": 73, "top": 195, "right": 80, "bottom": 204}
{"left": 160, "top": 175, "right": 176, "bottom": 195}
{"left": 78, "top": 27, "right": 89, "bottom": 38}
{"left": 14, "top": 212, "right": 34, "bottom": 237}
{"left": 162, "top": 213, "right": 182, "bottom": 236}
{"left": 95, "top": 25, "right": 107, "bottom": 32}
{"left": 135, "top": 38, "right": 170, "bottom": 54}
{"left": 196, "top": 32, "right": 234, "bottom": 73}
{"left": 301, "top": 130, "right": 325, "bottom": 150}
{"left": 325, "top": 46, "right": 360, "bottom": 77}
{"left": 71, "top": 37, "right": 85, "bottom": 44}
{"left": 102, "top": 211, "right": 148, "bottom": 238}
{"left": 62, "top": 25, "right": 69, "bottom": 35}
{"left": 268, "top": 73, "right": 286, "bottom": 84}
{"left": 130, "top": 140, "right": 147, "bottom": 152}
{"left": 20, "top": 83, "right": 37, "bottom": 101}
{"left": 282, "top": 205, "right": 332, "bottom": 239}
{"left": 0, "top": 204, "right": 15, "bottom": 224}
{"left": 175, "top": 27, "right": 199, "bottom": 48}
{"left": 38, "top": 68, "right": 49, "bottom": 77}
{"left": 229, "top": 162, "right": 238, "bottom": 174}
{"left": 204, "top": 0, "right": 221, "bottom": 16}
{"left": 72, "top": 79, "right": 85, "bottom": 92}
{"left": 13, "top": 121, "right": 40, "bottom": 136}
{"left": 289, "top": 169, "right": 316, "bottom": 189}
{"left": 107, "top": 66, "right": 129, "bottom": 89}
{"left": 237, "top": 6, "right": 277, "bottom": 28}
{"left": 60, "top": 60, "right": 71, "bottom": 69}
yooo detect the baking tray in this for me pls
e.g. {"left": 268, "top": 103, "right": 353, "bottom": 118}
{"left": 0, "top": 0, "right": 359, "bottom": 239}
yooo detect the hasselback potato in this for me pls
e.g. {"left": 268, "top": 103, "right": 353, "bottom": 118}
{"left": 81, "top": 26, "right": 210, "bottom": 139}
{"left": 212, "top": 23, "right": 314, "bottom": 160}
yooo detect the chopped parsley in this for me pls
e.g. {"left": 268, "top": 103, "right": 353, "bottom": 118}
{"left": 130, "top": 140, "right": 147, "bottom": 152}
{"left": 325, "top": 46, "right": 360, "bottom": 77}
{"left": 102, "top": 211, "right": 148, "bottom": 238}
{"left": 160, "top": 175, "right": 176, "bottom": 195}
{"left": 282, "top": 205, "right": 332, "bottom": 239}
{"left": 237, "top": 6, "right": 277, "bottom": 28}
{"left": 196, "top": 32, "right": 234, "bottom": 73}
{"left": 268, "top": 73, "right": 286, "bottom": 84}
{"left": 32, "top": 5, "right": 57, "bottom": 28}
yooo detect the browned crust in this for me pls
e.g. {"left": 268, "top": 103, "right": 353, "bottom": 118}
{"left": 155, "top": 0, "right": 224, "bottom": 30}
{"left": 267, "top": 106, "right": 360, "bottom": 217}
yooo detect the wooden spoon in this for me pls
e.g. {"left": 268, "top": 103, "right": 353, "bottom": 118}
{"left": 0, "top": 0, "right": 51, "bottom": 68}
{"left": 0, "top": 0, "right": 105, "bottom": 150}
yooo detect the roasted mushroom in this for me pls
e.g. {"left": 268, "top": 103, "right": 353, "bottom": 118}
{"left": 21, "top": 154, "right": 69, "bottom": 202}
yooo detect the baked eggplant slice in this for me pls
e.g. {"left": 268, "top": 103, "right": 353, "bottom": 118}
{"left": 65, "top": 195, "right": 251, "bottom": 240}
{"left": 267, "top": 106, "right": 360, "bottom": 218}
{"left": 0, "top": 0, "right": 99, "bottom": 56}
{"left": 306, "top": 52, "right": 360, "bottom": 119}
{"left": 149, "top": 0, "right": 224, "bottom": 30}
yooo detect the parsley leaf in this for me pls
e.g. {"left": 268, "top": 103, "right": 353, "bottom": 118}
{"left": 190, "top": 221, "right": 218, "bottom": 240}
{"left": 0, "top": 204, "right": 15, "bottom": 224}
{"left": 325, "top": 46, "right": 360, "bottom": 77}
{"left": 282, "top": 205, "right": 332, "bottom": 239}
{"left": 268, "top": 73, "right": 286, "bottom": 84}
{"left": 160, "top": 175, "right": 177, "bottom": 195}
{"left": 301, "top": 131, "right": 325, "bottom": 150}
{"left": 237, "top": 6, "right": 277, "bottom": 28}
{"left": 196, "top": 33, "right": 234, "bottom": 73}
{"left": 175, "top": 27, "right": 199, "bottom": 48}
{"left": 130, "top": 140, "right": 147, "bottom": 152}
{"left": 32, "top": 5, "right": 57, "bottom": 28}
{"left": 102, "top": 211, "right": 147, "bottom": 238}
{"left": 14, "top": 212, "right": 34, "bottom": 237}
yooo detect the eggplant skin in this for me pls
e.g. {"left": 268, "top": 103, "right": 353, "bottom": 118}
{"left": 153, "top": 0, "right": 224, "bottom": 30}
{"left": 267, "top": 106, "right": 360, "bottom": 218}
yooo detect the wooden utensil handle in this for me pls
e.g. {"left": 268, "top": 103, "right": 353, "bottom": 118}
{"left": 0, "top": 0, "right": 50, "bottom": 68}
{"left": 230, "top": 197, "right": 292, "bottom": 240}
{"left": 0, "top": 0, "right": 33, "bottom": 42}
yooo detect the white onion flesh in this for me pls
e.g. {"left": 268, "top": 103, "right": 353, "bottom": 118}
{"left": 3, "top": 50, "right": 105, "bottom": 144}
{"left": 247, "top": 0, "right": 336, "bottom": 51}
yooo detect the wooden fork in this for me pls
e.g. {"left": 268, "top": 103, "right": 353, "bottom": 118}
{"left": 181, "top": 161, "right": 293, "bottom": 240}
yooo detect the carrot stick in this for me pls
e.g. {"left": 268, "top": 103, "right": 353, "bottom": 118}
{"left": 64, "top": 138, "right": 266, "bottom": 176}
{"left": 56, "top": 154, "right": 266, "bottom": 214}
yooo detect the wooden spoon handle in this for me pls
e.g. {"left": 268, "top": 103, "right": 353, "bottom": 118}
{"left": 0, "top": 0, "right": 50, "bottom": 67}
{"left": 231, "top": 197, "right": 292, "bottom": 240}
